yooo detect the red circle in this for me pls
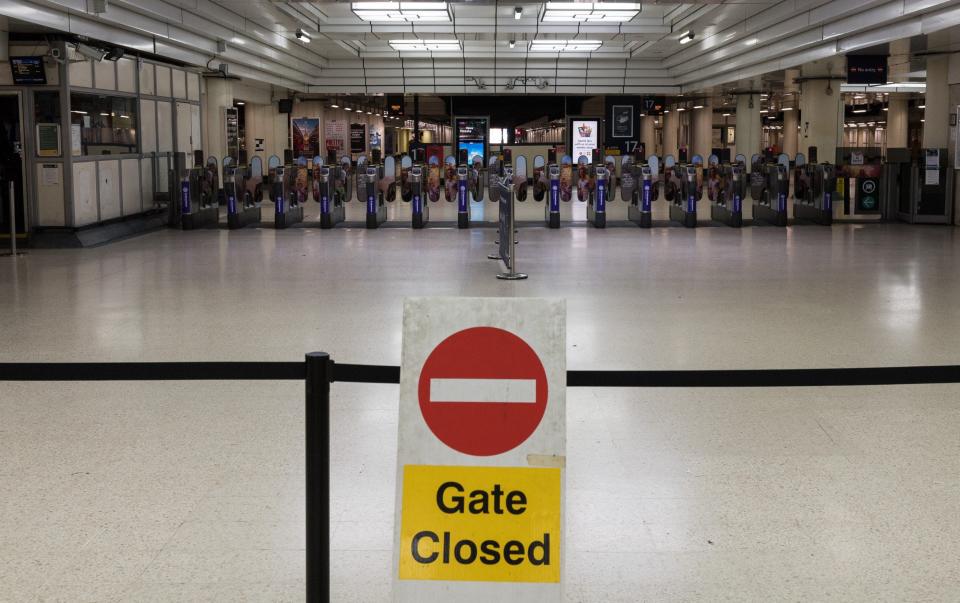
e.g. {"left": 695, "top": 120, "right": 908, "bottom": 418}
{"left": 418, "top": 326, "right": 548, "bottom": 456}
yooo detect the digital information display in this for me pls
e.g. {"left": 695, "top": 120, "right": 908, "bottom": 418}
{"left": 9, "top": 56, "right": 46, "bottom": 85}
{"left": 570, "top": 119, "right": 599, "bottom": 162}
{"left": 456, "top": 117, "right": 488, "bottom": 162}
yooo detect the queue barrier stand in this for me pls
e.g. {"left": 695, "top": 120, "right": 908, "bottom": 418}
{"left": 4, "top": 357, "right": 960, "bottom": 603}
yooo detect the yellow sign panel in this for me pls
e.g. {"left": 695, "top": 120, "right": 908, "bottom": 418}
{"left": 399, "top": 464, "right": 561, "bottom": 583}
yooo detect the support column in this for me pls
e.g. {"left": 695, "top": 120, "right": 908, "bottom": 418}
{"left": 640, "top": 115, "right": 656, "bottom": 158}
{"left": 923, "top": 53, "right": 948, "bottom": 149}
{"left": 735, "top": 93, "right": 760, "bottom": 164}
{"left": 886, "top": 95, "right": 909, "bottom": 149}
{"left": 782, "top": 68, "right": 799, "bottom": 159}
{"left": 203, "top": 78, "right": 233, "bottom": 175}
{"left": 663, "top": 109, "right": 679, "bottom": 159}
{"left": 691, "top": 101, "right": 713, "bottom": 160}
{"left": 798, "top": 78, "right": 843, "bottom": 163}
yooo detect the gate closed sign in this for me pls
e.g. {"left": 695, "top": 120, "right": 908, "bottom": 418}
{"left": 393, "top": 297, "right": 566, "bottom": 601}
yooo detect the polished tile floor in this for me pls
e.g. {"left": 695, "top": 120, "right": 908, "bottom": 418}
{"left": 1, "top": 223, "right": 958, "bottom": 601}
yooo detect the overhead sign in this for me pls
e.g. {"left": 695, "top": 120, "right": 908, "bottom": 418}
{"left": 394, "top": 297, "right": 566, "bottom": 601}
{"left": 642, "top": 96, "right": 665, "bottom": 116}
{"left": 847, "top": 55, "right": 887, "bottom": 85}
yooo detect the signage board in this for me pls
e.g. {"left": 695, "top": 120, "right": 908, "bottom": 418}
{"left": 641, "top": 96, "right": 665, "bottom": 116}
{"left": 847, "top": 55, "right": 887, "bottom": 85}
{"left": 857, "top": 177, "right": 880, "bottom": 212}
{"left": 394, "top": 297, "right": 566, "bottom": 601}
{"left": 9, "top": 56, "right": 46, "bottom": 85}
{"left": 456, "top": 116, "right": 489, "bottom": 162}
{"left": 350, "top": 123, "right": 366, "bottom": 154}
{"left": 569, "top": 118, "right": 599, "bottom": 163}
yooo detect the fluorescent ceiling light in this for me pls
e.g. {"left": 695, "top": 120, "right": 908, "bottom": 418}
{"left": 744, "top": 38, "right": 759, "bottom": 46}
{"left": 759, "top": 109, "right": 768, "bottom": 113}
{"left": 529, "top": 39, "right": 602, "bottom": 52}
{"left": 679, "top": 30, "right": 694, "bottom": 44}
{"left": 353, "top": 2, "right": 450, "bottom": 22}
{"left": 677, "top": 107, "right": 686, "bottom": 112}
{"left": 390, "top": 39, "right": 461, "bottom": 51}
{"left": 344, "top": 107, "right": 352, "bottom": 111}
{"left": 509, "top": 40, "right": 515, "bottom": 48}
{"left": 330, "top": 103, "right": 339, "bottom": 108}
{"left": 71, "top": 110, "right": 87, "bottom": 114}
{"left": 542, "top": 2, "right": 640, "bottom": 22}
{"left": 782, "top": 107, "right": 792, "bottom": 111}
{"left": 852, "top": 108, "right": 866, "bottom": 113}
{"left": 882, "top": 107, "right": 888, "bottom": 111}
{"left": 693, "top": 104, "right": 704, "bottom": 109}
{"left": 235, "top": 101, "right": 245, "bottom": 106}
{"left": 918, "top": 104, "right": 926, "bottom": 109}
{"left": 722, "top": 113, "right": 731, "bottom": 117}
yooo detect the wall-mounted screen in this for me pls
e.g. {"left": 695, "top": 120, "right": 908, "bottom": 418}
{"left": 455, "top": 116, "right": 488, "bottom": 162}
{"left": 10, "top": 56, "right": 46, "bottom": 85}
{"left": 570, "top": 119, "right": 599, "bottom": 161}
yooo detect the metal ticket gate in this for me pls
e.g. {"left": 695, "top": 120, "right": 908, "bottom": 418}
{"left": 710, "top": 164, "right": 744, "bottom": 227}
{"left": 410, "top": 166, "right": 427, "bottom": 228}
{"left": 273, "top": 163, "right": 306, "bottom": 229}
{"left": 586, "top": 165, "right": 609, "bottom": 228}
{"left": 224, "top": 162, "right": 260, "bottom": 229}
{"left": 753, "top": 163, "right": 789, "bottom": 226}
{"left": 457, "top": 165, "right": 470, "bottom": 228}
{"left": 360, "top": 166, "right": 386, "bottom": 228}
{"left": 793, "top": 163, "right": 835, "bottom": 225}
{"left": 628, "top": 165, "right": 655, "bottom": 228}
{"left": 314, "top": 165, "right": 343, "bottom": 229}
{"left": 546, "top": 164, "right": 561, "bottom": 228}
{"left": 669, "top": 165, "right": 698, "bottom": 228}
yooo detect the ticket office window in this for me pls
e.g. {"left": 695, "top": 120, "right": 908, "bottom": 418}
{"left": 70, "top": 93, "right": 138, "bottom": 156}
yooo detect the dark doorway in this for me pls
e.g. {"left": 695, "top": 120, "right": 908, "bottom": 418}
{"left": 0, "top": 94, "right": 25, "bottom": 240}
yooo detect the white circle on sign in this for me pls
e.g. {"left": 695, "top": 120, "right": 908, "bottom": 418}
{"left": 862, "top": 180, "right": 876, "bottom": 194}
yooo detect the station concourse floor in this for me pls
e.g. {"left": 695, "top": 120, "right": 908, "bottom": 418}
{"left": 1, "top": 221, "right": 959, "bottom": 602}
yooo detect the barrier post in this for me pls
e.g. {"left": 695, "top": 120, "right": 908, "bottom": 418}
{"left": 8, "top": 181, "right": 16, "bottom": 257}
{"left": 305, "top": 352, "right": 332, "bottom": 603}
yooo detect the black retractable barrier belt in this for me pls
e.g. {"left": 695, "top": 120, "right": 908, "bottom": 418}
{"left": 331, "top": 362, "right": 400, "bottom": 384}
{"left": 0, "top": 362, "right": 305, "bottom": 381}
{"left": 566, "top": 365, "right": 960, "bottom": 388}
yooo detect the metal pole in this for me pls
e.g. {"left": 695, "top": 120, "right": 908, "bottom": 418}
{"left": 305, "top": 352, "right": 331, "bottom": 603}
{"left": 8, "top": 181, "right": 15, "bottom": 256}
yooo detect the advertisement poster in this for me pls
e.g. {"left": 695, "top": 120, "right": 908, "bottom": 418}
{"left": 292, "top": 117, "right": 320, "bottom": 158}
{"left": 572, "top": 120, "right": 598, "bottom": 162}
{"left": 612, "top": 105, "right": 633, "bottom": 138}
{"left": 425, "top": 144, "right": 444, "bottom": 166}
{"left": 325, "top": 120, "right": 346, "bottom": 154}
{"left": 351, "top": 123, "right": 366, "bottom": 154}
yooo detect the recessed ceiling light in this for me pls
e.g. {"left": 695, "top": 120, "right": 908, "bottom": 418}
{"left": 509, "top": 39, "right": 515, "bottom": 49}
{"left": 693, "top": 104, "right": 704, "bottom": 109}
{"left": 782, "top": 107, "right": 792, "bottom": 111}
{"left": 722, "top": 113, "right": 731, "bottom": 117}
{"left": 331, "top": 103, "right": 339, "bottom": 108}
{"left": 235, "top": 101, "right": 245, "bottom": 106}
{"left": 514, "top": 6, "right": 522, "bottom": 19}
{"left": 918, "top": 104, "right": 926, "bottom": 109}
{"left": 353, "top": 2, "right": 450, "bottom": 22}
{"left": 529, "top": 39, "right": 602, "bottom": 52}
{"left": 344, "top": 107, "right": 352, "bottom": 111}
{"left": 542, "top": 2, "right": 640, "bottom": 22}
{"left": 390, "top": 39, "right": 461, "bottom": 51}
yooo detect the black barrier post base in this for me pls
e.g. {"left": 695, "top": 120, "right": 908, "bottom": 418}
{"left": 305, "top": 352, "right": 332, "bottom": 603}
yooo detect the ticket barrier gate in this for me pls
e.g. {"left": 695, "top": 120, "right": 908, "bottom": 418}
{"left": 174, "top": 152, "right": 219, "bottom": 230}
{"left": 360, "top": 166, "right": 387, "bottom": 228}
{"left": 272, "top": 164, "right": 305, "bottom": 229}
{"left": 628, "top": 165, "right": 655, "bottom": 228}
{"left": 710, "top": 165, "right": 744, "bottom": 228}
{"left": 753, "top": 163, "right": 789, "bottom": 226}
{"left": 546, "top": 164, "right": 561, "bottom": 228}
{"left": 456, "top": 165, "right": 470, "bottom": 228}
{"left": 409, "top": 166, "right": 427, "bottom": 228}
{"left": 793, "top": 164, "right": 835, "bottom": 225}
{"left": 669, "top": 165, "right": 698, "bottom": 228}
{"left": 586, "top": 165, "right": 610, "bottom": 228}
{"left": 224, "top": 163, "right": 261, "bottom": 229}
{"left": 313, "top": 165, "right": 344, "bottom": 229}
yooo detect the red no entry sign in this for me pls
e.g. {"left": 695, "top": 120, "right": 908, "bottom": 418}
{"left": 417, "top": 326, "right": 549, "bottom": 456}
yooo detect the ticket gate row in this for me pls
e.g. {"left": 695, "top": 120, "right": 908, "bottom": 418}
{"left": 751, "top": 154, "right": 790, "bottom": 227}
{"left": 169, "top": 151, "right": 219, "bottom": 230}
{"left": 709, "top": 164, "right": 746, "bottom": 228}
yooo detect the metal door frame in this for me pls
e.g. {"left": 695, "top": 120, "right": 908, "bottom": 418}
{"left": 0, "top": 90, "right": 28, "bottom": 237}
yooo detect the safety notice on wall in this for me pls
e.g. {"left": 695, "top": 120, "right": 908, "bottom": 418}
{"left": 393, "top": 297, "right": 566, "bottom": 601}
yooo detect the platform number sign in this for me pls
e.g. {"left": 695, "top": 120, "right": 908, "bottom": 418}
{"left": 393, "top": 297, "right": 566, "bottom": 601}
{"left": 642, "top": 96, "right": 665, "bottom": 116}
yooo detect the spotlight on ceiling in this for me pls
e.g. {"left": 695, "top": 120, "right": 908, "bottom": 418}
{"left": 296, "top": 28, "right": 311, "bottom": 43}
{"left": 679, "top": 30, "right": 695, "bottom": 44}
{"left": 509, "top": 39, "right": 516, "bottom": 49}
{"left": 515, "top": 6, "right": 522, "bottom": 19}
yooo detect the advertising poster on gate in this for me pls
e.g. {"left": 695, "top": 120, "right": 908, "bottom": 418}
{"left": 325, "top": 120, "right": 347, "bottom": 155}
{"left": 393, "top": 297, "right": 566, "bottom": 602}
{"left": 292, "top": 118, "right": 320, "bottom": 159}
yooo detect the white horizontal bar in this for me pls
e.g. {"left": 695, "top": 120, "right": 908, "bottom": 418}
{"left": 429, "top": 378, "right": 537, "bottom": 403}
